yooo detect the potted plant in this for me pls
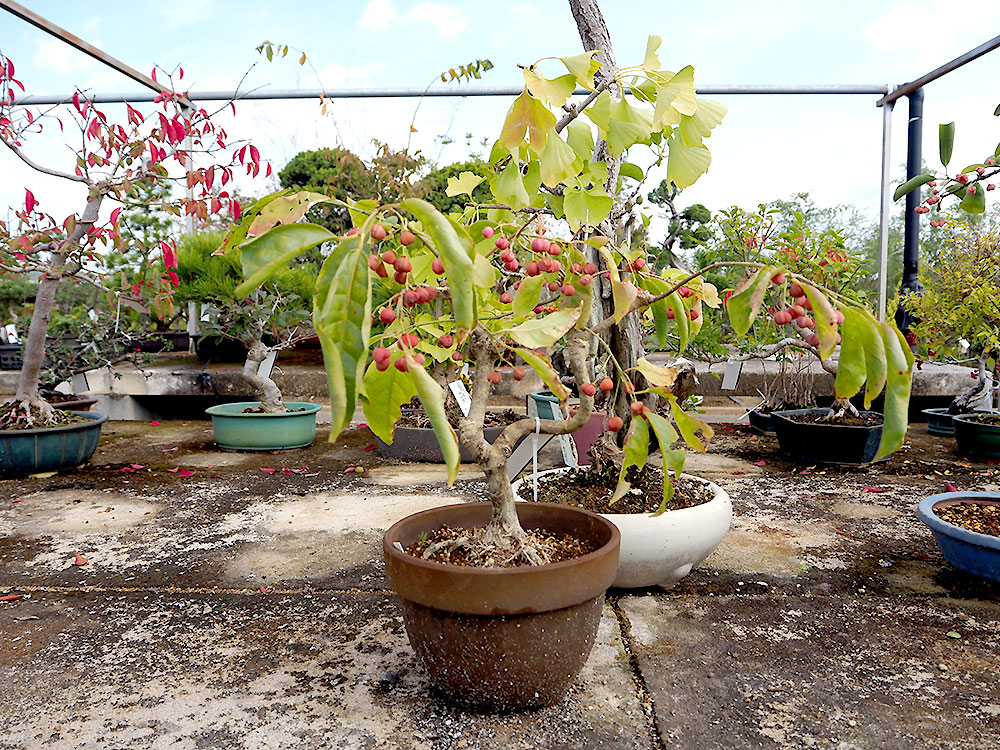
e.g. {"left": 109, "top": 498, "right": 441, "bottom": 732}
{"left": 918, "top": 490, "right": 1000, "bottom": 582}
{"left": 225, "top": 32, "right": 910, "bottom": 709}
{"left": 176, "top": 229, "right": 323, "bottom": 451}
{"left": 0, "top": 54, "right": 260, "bottom": 473}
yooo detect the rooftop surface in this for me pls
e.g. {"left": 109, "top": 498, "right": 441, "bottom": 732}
{"left": 1, "top": 418, "right": 998, "bottom": 749}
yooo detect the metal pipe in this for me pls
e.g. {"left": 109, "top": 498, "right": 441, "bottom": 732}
{"left": 0, "top": 0, "right": 174, "bottom": 98}
{"left": 895, "top": 88, "right": 925, "bottom": 332}
{"left": 878, "top": 33, "right": 1000, "bottom": 107}
{"left": 13, "top": 84, "right": 891, "bottom": 107}
{"left": 876, "top": 87, "right": 895, "bottom": 323}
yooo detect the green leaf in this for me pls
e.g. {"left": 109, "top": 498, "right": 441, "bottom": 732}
{"left": 834, "top": 307, "right": 869, "bottom": 402}
{"left": 361, "top": 359, "right": 416, "bottom": 443}
{"left": 583, "top": 90, "right": 611, "bottom": 133}
{"left": 873, "top": 322, "right": 913, "bottom": 461}
{"left": 641, "top": 276, "right": 689, "bottom": 353}
{"left": 726, "top": 265, "right": 778, "bottom": 337}
{"left": 314, "top": 235, "right": 372, "bottom": 440}
{"left": 246, "top": 191, "right": 333, "bottom": 239}
{"left": 347, "top": 199, "right": 379, "bottom": 228}
{"left": 620, "top": 162, "right": 644, "bottom": 181}
{"left": 523, "top": 68, "right": 576, "bottom": 107}
{"left": 612, "top": 279, "right": 638, "bottom": 324}
{"left": 645, "top": 411, "right": 685, "bottom": 516}
{"left": 668, "top": 395, "right": 714, "bottom": 453}
{"left": 565, "top": 120, "right": 595, "bottom": 160}
{"left": 470, "top": 252, "right": 496, "bottom": 288}
{"left": 893, "top": 173, "right": 934, "bottom": 202}
{"left": 653, "top": 66, "right": 697, "bottom": 128}
{"left": 498, "top": 89, "right": 555, "bottom": 153}
{"left": 235, "top": 223, "right": 336, "bottom": 297}
{"left": 940, "top": 122, "right": 955, "bottom": 167}
{"left": 854, "top": 309, "right": 889, "bottom": 408}
{"left": 800, "top": 283, "right": 839, "bottom": 360}
{"left": 612, "top": 417, "right": 650, "bottom": 503}
{"left": 559, "top": 50, "right": 601, "bottom": 90}
{"left": 513, "top": 347, "right": 570, "bottom": 401}
{"left": 219, "top": 189, "right": 293, "bottom": 254}
{"left": 445, "top": 171, "right": 486, "bottom": 197}
{"left": 960, "top": 182, "right": 986, "bottom": 214}
{"left": 508, "top": 308, "right": 580, "bottom": 348}
{"left": 606, "top": 97, "right": 654, "bottom": 156}
{"left": 678, "top": 99, "right": 727, "bottom": 147}
{"left": 641, "top": 35, "right": 662, "bottom": 72}
{"left": 666, "top": 140, "right": 712, "bottom": 189}
{"left": 408, "top": 362, "right": 461, "bottom": 485}
{"left": 563, "top": 186, "right": 614, "bottom": 230}
{"left": 494, "top": 158, "right": 530, "bottom": 210}
{"left": 538, "top": 133, "right": 582, "bottom": 187}
{"left": 513, "top": 274, "right": 543, "bottom": 318}
{"left": 402, "top": 199, "right": 477, "bottom": 342}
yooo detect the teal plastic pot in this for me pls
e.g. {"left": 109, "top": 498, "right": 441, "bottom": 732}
{"left": 922, "top": 408, "right": 955, "bottom": 436}
{"left": 205, "top": 401, "right": 322, "bottom": 451}
{"left": 953, "top": 411, "right": 1000, "bottom": 461}
{"left": 0, "top": 411, "right": 108, "bottom": 475}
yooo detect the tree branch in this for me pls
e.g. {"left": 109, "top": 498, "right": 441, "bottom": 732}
{"left": 3, "top": 137, "right": 91, "bottom": 184}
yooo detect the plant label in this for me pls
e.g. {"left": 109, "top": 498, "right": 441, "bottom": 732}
{"left": 721, "top": 360, "right": 743, "bottom": 391}
{"left": 257, "top": 350, "right": 278, "bottom": 378}
{"left": 449, "top": 380, "right": 473, "bottom": 416}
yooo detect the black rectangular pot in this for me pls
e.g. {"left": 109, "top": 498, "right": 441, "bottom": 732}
{"left": 771, "top": 408, "right": 887, "bottom": 465}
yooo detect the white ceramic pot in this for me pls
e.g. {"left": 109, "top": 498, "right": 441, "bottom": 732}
{"left": 512, "top": 467, "right": 732, "bottom": 589}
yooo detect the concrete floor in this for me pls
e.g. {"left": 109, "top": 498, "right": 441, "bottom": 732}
{"left": 1, "top": 419, "right": 998, "bottom": 749}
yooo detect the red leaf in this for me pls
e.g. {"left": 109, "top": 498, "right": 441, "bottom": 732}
{"left": 753, "top": 460, "right": 767, "bottom": 467}
{"left": 130, "top": 463, "right": 146, "bottom": 469}
{"left": 265, "top": 163, "right": 272, "bottom": 178}
{"left": 150, "top": 420, "right": 160, "bottom": 426}
{"left": 0, "top": 594, "right": 22, "bottom": 602}
{"left": 177, "top": 469, "right": 193, "bottom": 477}
{"left": 5, "top": 58, "right": 13, "bottom": 78}
{"left": 258, "top": 585, "right": 270, "bottom": 593}
{"left": 232, "top": 200, "right": 241, "bottom": 221}
{"left": 249, "top": 145, "right": 260, "bottom": 164}
{"left": 364, "top": 444, "right": 377, "bottom": 451}
{"left": 205, "top": 165, "right": 215, "bottom": 190}
{"left": 73, "top": 551, "right": 88, "bottom": 566}
{"left": 945, "top": 482, "right": 958, "bottom": 493}
{"left": 110, "top": 207, "right": 121, "bottom": 225}
{"left": 161, "top": 446, "right": 178, "bottom": 452}
{"left": 862, "top": 486, "right": 887, "bottom": 493}
{"left": 167, "top": 269, "right": 180, "bottom": 288}
{"left": 259, "top": 468, "right": 276, "bottom": 474}
{"left": 345, "top": 467, "right": 355, "bottom": 473}
{"left": 151, "top": 67, "right": 157, "bottom": 82}
{"left": 168, "top": 467, "right": 180, "bottom": 473}
{"left": 24, "top": 188, "right": 36, "bottom": 213}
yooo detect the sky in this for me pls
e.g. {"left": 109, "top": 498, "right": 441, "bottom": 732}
{"left": 3, "top": 0, "right": 1000, "bottom": 243}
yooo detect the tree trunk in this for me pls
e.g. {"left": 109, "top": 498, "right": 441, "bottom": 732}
{"left": 568, "top": 0, "right": 649, "bottom": 424}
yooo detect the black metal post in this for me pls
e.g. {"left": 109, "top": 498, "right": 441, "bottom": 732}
{"left": 896, "top": 87, "right": 925, "bottom": 332}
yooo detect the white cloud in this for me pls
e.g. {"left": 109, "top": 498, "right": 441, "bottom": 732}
{"left": 861, "top": 1, "right": 1000, "bottom": 54}
{"left": 32, "top": 38, "right": 98, "bottom": 75}
{"left": 357, "top": 0, "right": 468, "bottom": 39}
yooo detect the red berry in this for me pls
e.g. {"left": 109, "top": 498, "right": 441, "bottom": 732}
{"left": 437, "top": 334, "right": 454, "bottom": 348}
{"left": 487, "top": 371, "right": 502, "bottom": 385}
{"left": 530, "top": 237, "right": 546, "bottom": 253}
{"left": 482, "top": 226, "right": 495, "bottom": 239}
{"left": 495, "top": 237, "right": 509, "bottom": 250}
{"left": 505, "top": 259, "right": 519, "bottom": 272}
{"left": 375, "top": 358, "right": 390, "bottom": 371}
{"left": 772, "top": 311, "right": 787, "bottom": 325}
{"left": 373, "top": 346, "right": 391, "bottom": 362}
{"left": 548, "top": 242, "right": 561, "bottom": 256}
{"left": 561, "top": 284, "right": 576, "bottom": 297}
{"left": 346, "top": 227, "right": 360, "bottom": 237}
{"left": 771, "top": 272, "right": 786, "bottom": 285}
{"left": 581, "top": 383, "right": 597, "bottom": 397}
{"left": 570, "top": 263, "right": 583, "bottom": 275}
{"left": 431, "top": 257, "right": 445, "bottom": 275}
{"left": 501, "top": 249, "right": 514, "bottom": 263}
{"left": 579, "top": 274, "right": 593, "bottom": 287}
{"left": 378, "top": 308, "right": 395, "bottom": 324}
{"left": 634, "top": 257, "right": 646, "bottom": 270}
{"left": 989, "top": 184, "right": 997, "bottom": 191}
{"left": 584, "top": 262, "right": 597, "bottom": 275}
{"left": 526, "top": 261, "right": 540, "bottom": 277}
{"left": 599, "top": 377, "right": 614, "bottom": 392}
{"left": 789, "top": 305, "right": 805, "bottom": 318}
{"left": 789, "top": 283, "right": 804, "bottom": 298}
{"left": 499, "top": 292, "right": 513, "bottom": 304}
{"left": 606, "top": 416, "right": 624, "bottom": 433}
{"left": 630, "top": 401, "right": 645, "bottom": 416}
{"left": 679, "top": 286, "right": 693, "bottom": 298}
{"left": 666, "top": 307, "right": 675, "bottom": 320}
{"left": 402, "top": 291, "right": 418, "bottom": 307}
{"left": 411, "top": 353, "right": 426, "bottom": 367}
{"left": 689, "top": 309, "right": 699, "bottom": 321}
{"left": 967, "top": 185, "right": 977, "bottom": 195}
{"left": 512, "top": 366, "right": 526, "bottom": 381}
{"left": 451, "top": 351, "right": 464, "bottom": 362}
{"left": 805, "top": 333, "right": 820, "bottom": 347}
{"left": 393, "top": 358, "right": 408, "bottom": 372}
{"left": 381, "top": 250, "right": 397, "bottom": 265}
{"left": 548, "top": 281, "right": 560, "bottom": 292}
{"left": 834, "top": 310, "right": 845, "bottom": 324}
{"left": 370, "top": 224, "right": 387, "bottom": 240}
{"left": 393, "top": 271, "right": 408, "bottom": 285}
{"left": 956, "top": 173, "right": 969, "bottom": 184}
{"left": 400, "top": 230, "right": 415, "bottom": 246}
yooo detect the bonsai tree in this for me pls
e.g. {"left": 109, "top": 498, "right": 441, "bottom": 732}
{"left": 221, "top": 39, "right": 912, "bottom": 564}
{"left": 0, "top": 52, "right": 263, "bottom": 429}
{"left": 175, "top": 228, "right": 315, "bottom": 412}
{"left": 904, "top": 233, "right": 1000, "bottom": 413}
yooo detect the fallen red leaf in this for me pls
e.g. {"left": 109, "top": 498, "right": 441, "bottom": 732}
{"left": 358, "top": 422, "right": 369, "bottom": 429}
{"left": 753, "top": 460, "right": 767, "bottom": 467}
{"left": 0, "top": 594, "right": 21, "bottom": 602}
{"left": 258, "top": 585, "right": 270, "bottom": 593}
{"left": 149, "top": 421, "right": 160, "bottom": 426}
{"left": 345, "top": 467, "right": 355, "bottom": 473}
{"left": 364, "top": 444, "right": 376, "bottom": 451}
{"left": 260, "top": 468, "right": 276, "bottom": 474}
{"left": 73, "top": 551, "right": 87, "bottom": 566}
{"left": 168, "top": 467, "right": 180, "bottom": 473}
{"left": 120, "top": 466, "right": 134, "bottom": 473}
{"left": 161, "top": 446, "right": 178, "bottom": 452}
{"left": 862, "top": 486, "right": 887, "bottom": 493}
{"left": 11, "top": 498, "right": 22, "bottom": 503}
{"left": 945, "top": 482, "right": 958, "bottom": 492}
{"left": 799, "top": 470, "right": 811, "bottom": 475}
{"left": 130, "top": 464, "right": 146, "bottom": 470}
{"left": 177, "top": 469, "right": 193, "bottom": 477}
{"left": 731, "top": 471, "right": 746, "bottom": 475}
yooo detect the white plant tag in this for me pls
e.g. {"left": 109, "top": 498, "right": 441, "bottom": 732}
{"left": 3, "top": 324, "right": 19, "bottom": 344}
{"left": 721, "top": 360, "right": 743, "bottom": 391}
{"left": 257, "top": 350, "right": 278, "bottom": 378}
{"left": 449, "top": 380, "right": 472, "bottom": 416}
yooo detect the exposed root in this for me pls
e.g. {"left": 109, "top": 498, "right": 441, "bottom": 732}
{"left": 822, "top": 399, "right": 860, "bottom": 422}
{"left": 0, "top": 398, "right": 79, "bottom": 431}
{"left": 471, "top": 525, "right": 552, "bottom": 567}
{"left": 421, "top": 536, "right": 470, "bottom": 560}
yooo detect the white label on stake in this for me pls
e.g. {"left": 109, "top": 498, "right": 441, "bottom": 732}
{"left": 449, "top": 380, "right": 472, "bottom": 416}
{"left": 721, "top": 360, "right": 743, "bottom": 391}
{"left": 258, "top": 350, "right": 278, "bottom": 378}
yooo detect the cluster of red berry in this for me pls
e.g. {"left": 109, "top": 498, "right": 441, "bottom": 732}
{"left": 767, "top": 279, "right": 843, "bottom": 348}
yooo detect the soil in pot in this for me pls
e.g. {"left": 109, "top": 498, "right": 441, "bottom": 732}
{"left": 782, "top": 411, "right": 883, "bottom": 427}
{"left": 515, "top": 465, "right": 713, "bottom": 514}
{"left": 406, "top": 526, "right": 597, "bottom": 567}
{"left": 0, "top": 401, "right": 86, "bottom": 430}
{"left": 397, "top": 408, "right": 521, "bottom": 430}
{"left": 959, "top": 413, "right": 1000, "bottom": 427}
{"left": 240, "top": 404, "right": 309, "bottom": 414}
{"left": 934, "top": 502, "right": 1000, "bottom": 537}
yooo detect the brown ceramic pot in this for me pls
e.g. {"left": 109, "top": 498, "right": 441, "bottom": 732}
{"left": 383, "top": 502, "right": 620, "bottom": 712}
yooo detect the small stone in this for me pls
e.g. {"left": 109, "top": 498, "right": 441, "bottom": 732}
{"left": 377, "top": 669, "right": 399, "bottom": 692}
{"left": 938, "top": 664, "right": 948, "bottom": 671}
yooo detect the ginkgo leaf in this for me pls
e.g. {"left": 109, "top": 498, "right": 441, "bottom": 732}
{"left": 565, "top": 120, "right": 595, "bottom": 160}
{"left": 524, "top": 68, "right": 576, "bottom": 107}
{"left": 607, "top": 97, "right": 654, "bottom": 156}
{"left": 494, "top": 158, "right": 530, "bottom": 210}
{"left": 678, "top": 98, "right": 727, "bottom": 147}
{"left": 563, "top": 186, "right": 613, "bottom": 230}
{"left": 653, "top": 66, "right": 697, "bottom": 128}
{"left": 539, "top": 133, "right": 582, "bottom": 186}
{"left": 642, "top": 35, "right": 662, "bottom": 72}
{"left": 559, "top": 50, "right": 601, "bottom": 90}
{"left": 667, "top": 139, "right": 712, "bottom": 189}
{"left": 498, "top": 89, "right": 555, "bottom": 153}
{"left": 445, "top": 171, "right": 485, "bottom": 197}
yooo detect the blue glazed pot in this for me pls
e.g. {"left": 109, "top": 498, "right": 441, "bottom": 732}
{"left": 205, "top": 401, "right": 321, "bottom": 451}
{"left": 922, "top": 407, "right": 955, "bottom": 436}
{"left": 0, "top": 411, "right": 108, "bottom": 475}
{"left": 917, "top": 492, "right": 1000, "bottom": 582}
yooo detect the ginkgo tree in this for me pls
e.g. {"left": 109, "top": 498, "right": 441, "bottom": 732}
{"left": 222, "top": 39, "right": 912, "bottom": 565}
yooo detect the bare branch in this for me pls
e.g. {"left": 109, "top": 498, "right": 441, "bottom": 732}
{"left": 2, "top": 137, "right": 90, "bottom": 184}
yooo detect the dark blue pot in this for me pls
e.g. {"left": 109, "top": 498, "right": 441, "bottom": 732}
{"left": 922, "top": 407, "right": 955, "bottom": 436}
{"left": 0, "top": 411, "right": 108, "bottom": 475}
{"left": 771, "top": 408, "right": 886, "bottom": 465}
{"left": 917, "top": 492, "right": 1000, "bottom": 583}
